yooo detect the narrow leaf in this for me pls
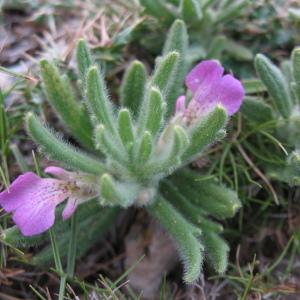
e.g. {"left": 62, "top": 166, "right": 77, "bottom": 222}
{"left": 161, "top": 179, "right": 224, "bottom": 233}
{"left": 162, "top": 20, "right": 188, "bottom": 117}
{"left": 206, "top": 35, "right": 226, "bottom": 60}
{"left": 242, "top": 78, "right": 267, "bottom": 94}
{"left": 118, "top": 109, "right": 135, "bottom": 148}
{"left": 140, "top": 87, "right": 165, "bottom": 137}
{"left": 202, "top": 232, "right": 229, "bottom": 274}
{"left": 180, "top": 0, "right": 202, "bottom": 23}
{"left": 255, "top": 54, "right": 292, "bottom": 118}
{"left": 215, "top": 0, "right": 248, "bottom": 25}
{"left": 26, "top": 113, "right": 105, "bottom": 175}
{"left": 99, "top": 174, "right": 138, "bottom": 207}
{"left": 183, "top": 106, "right": 227, "bottom": 161}
{"left": 241, "top": 97, "right": 274, "bottom": 123}
{"left": 152, "top": 51, "right": 180, "bottom": 96}
{"left": 136, "top": 131, "right": 153, "bottom": 164}
{"left": 76, "top": 39, "right": 93, "bottom": 88}
{"left": 171, "top": 170, "right": 241, "bottom": 219}
{"left": 144, "top": 125, "right": 189, "bottom": 176}
{"left": 224, "top": 39, "right": 253, "bottom": 61}
{"left": 95, "top": 125, "right": 126, "bottom": 163}
{"left": 148, "top": 196, "right": 203, "bottom": 283}
{"left": 140, "top": 0, "right": 175, "bottom": 24}
{"left": 40, "top": 59, "right": 94, "bottom": 148}
{"left": 292, "top": 47, "right": 300, "bottom": 104}
{"left": 87, "top": 66, "right": 116, "bottom": 134}
{"left": 120, "top": 60, "right": 147, "bottom": 116}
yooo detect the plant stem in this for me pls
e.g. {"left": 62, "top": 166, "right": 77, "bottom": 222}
{"left": 67, "top": 213, "right": 78, "bottom": 276}
{"left": 49, "top": 229, "right": 65, "bottom": 300}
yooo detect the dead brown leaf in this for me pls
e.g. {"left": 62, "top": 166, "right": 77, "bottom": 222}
{"left": 125, "top": 212, "right": 178, "bottom": 300}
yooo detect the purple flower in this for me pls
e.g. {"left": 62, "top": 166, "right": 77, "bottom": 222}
{"left": 0, "top": 167, "right": 98, "bottom": 236}
{"left": 175, "top": 60, "right": 244, "bottom": 124}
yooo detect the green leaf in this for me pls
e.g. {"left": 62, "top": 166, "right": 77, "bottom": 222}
{"left": 118, "top": 109, "right": 135, "bottom": 149}
{"left": 255, "top": 54, "right": 293, "bottom": 118}
{"left": 76, "top": 39, "right": 93, "bottom": 88}
{"left": 136, "top": 131, "right": 153, "bottom": 164}
{"left": 120, "top": 60, "right": 147, "bottom": 117}
{"left": 95, "top": 125, "right": 126, "bottom": 164}
{"left": 202, "top": 0, "right": 218, "bottom": 10}
{"left": 242, "top": 78, "right": 267, "bottom": 94}
{"left": 202, "top": 232, "right": 229, "bottom": 274}
{"left": 215, "top": 0, "right": 248, "bottom": 25}
{"left": 206, "top": 35, "right": 226, "bottom": 60}
{"left": 292, "top": 47, "right": 300, "bottom": 104}
{"left": 285, "top": 151, "right": 300, "bottom": 185}
{"left": 140, "top": 87, "right": 165, "bottom": 137}
{"left": 171, "top": 170, "right": 241, "bottom": 219}
{"left": 162, "top": 19, "right": 188, "bottom": 57}
{"left": 183, "top": 106, "right": 227, "bottom": 161}
{"left": 280, "top": 61, "right": 298, "bottom": 105}
{"left": 100, "top": 174, "right": 121, "bottom": 205}
{"left": 152, "top": 51, "right": 180, "bottom": 96}
{"left": 1, "top": 226, "right": 48, "bottom": 248}
{"left": 40, "top": 59, "right": 94, "bottom": 148}
{"left": 148, "top": 196, "right": 203, "bottom": 283}
{"left": 162, "top": 19, "right": 188, "bottom": 117}
{"left": 144, "top": 125, "right": 189, "bottom": 176}
{"left": 241, "top": 97, "right": 274, "bottom": 123}
{"left": 87, "top": 66, "right": 116, "bottom": 134}
{"left": 112, "top": 22, "right": 141, "bottom": 47}
{"left": 160, "top": 179, "right": 224, "bottom": 233}
{"left": 26, "top": 113, "right": 105, "bottom": 175}
{"left": 172, "top": 125, "right": 190, "bottom": 156}
{"left": 140, "top": 0, "right": 175, "bottom": 24}
{"left": 281, "top": 60, "right": 293, "bottom": 82}
{"left": 224, "top": 39, "right": 253, "bottom": 61}
{"left": 292, "top": 48, "right": 300, "bottom": 81}
{"left": 180, "top": 0, "right": 202, "bottom": 23}
{"left": 270, "top": 151, "right": 300, "bottom": 186}
{"left": 99, "top": 174, "right": 138, "bottom": 207}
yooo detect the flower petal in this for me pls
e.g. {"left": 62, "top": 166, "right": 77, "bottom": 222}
{"left": 175, "top": 96, "right": 186, "bottom": 114}
{"left": 185, "top": 60, "right": 224, "bottom": 93}
{"left": 12, "top": 198, "right": 57, "bottom": 236}
{"left": 0, "top": 173, "right": 36, "bottom": 212}
{"left": 215, "top": 74, "right": 245, "bottom": 116}
{"left": 0, "top": 172, "right": 47, "bottom": 212}
{"left": 62, "top": 197, "right": 78, "bottom": 221}
{"left": 0, "top": 172, "right": 70, "bottom": 236}
{"left": 45, "top": 166, "right": 71, "bottom": 180}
